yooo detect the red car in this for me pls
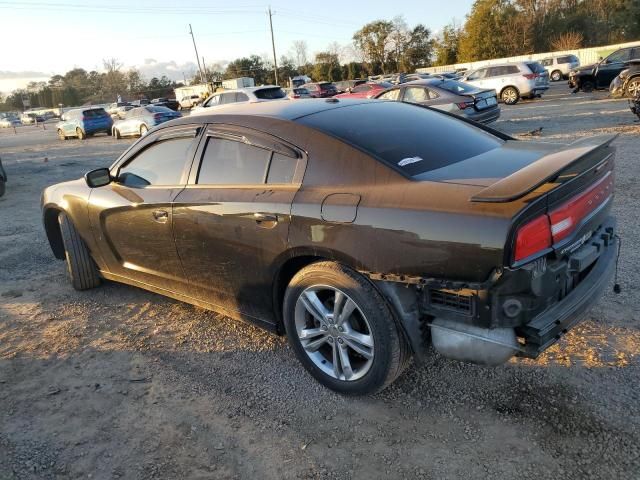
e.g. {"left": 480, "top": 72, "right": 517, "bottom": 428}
{"left": 301, "top": 82, "right": 338, "bottom": 98}
{"left": 335, "top": 82, "right": 393, "bottom": 99}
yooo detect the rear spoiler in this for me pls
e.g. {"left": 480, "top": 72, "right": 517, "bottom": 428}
{"left": 470, "top": 134, "right": 617, "bottom": 203}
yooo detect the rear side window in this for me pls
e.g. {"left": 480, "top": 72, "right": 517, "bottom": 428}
{"left": 526, "top": 62, "right": 546, "bottom": 74}
{"left": 236, "top": 92, "right": 250, "bottom": 102}
{"left": 198, "top": 138, "right": 271, "bottom": 184}
{"left": 298, "top": 102, "right": 503, "bottom": 177}
{"left": 404, "top": 87, "right": 429, "bottom": 103}
{"left": 254, "top": 87, "right": 286, "bottom": 99}
{"left": 266, "top": 153, "right": 297, "bottom": 184}
{"left": 557, "top": 56, "right": 571, "bottom": 64}
{"left": 438, "top": 80, "right": 479, "bottom": 94}
{"left": 118, "top": 137, "right": 193, "bottom": 186}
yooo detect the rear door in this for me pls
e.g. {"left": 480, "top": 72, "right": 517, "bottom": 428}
{"left": 172, "top": 125, "right": 306, "bottom": 323}
{"left": 88, "top": 126, "right": 201, "bottom": 293}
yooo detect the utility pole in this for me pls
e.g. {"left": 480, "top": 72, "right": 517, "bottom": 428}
{"left": 202, "top": 57, "right": 208, "bottom": 83}
{"left": 268, "top": 6, "right": 279, "bottom": 85}
{"left": 189, "top": 24, "right": 205, "bottom": 83}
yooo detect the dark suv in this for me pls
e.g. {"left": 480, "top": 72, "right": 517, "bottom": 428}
{"left": 569, "top": 46, "right": 640, "bottom": 92}
{"left": 302, "top": 82, "right": 338, "bottom": 98}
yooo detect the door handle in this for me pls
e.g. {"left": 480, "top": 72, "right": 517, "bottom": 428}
{"left": 152, "top": 209, "right": 169, "bottom": 223}
{"left": 253, "top": 212, "right": 278, "bottom": 223}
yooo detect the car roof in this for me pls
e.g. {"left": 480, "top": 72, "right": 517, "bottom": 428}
{"left": 217, "top": 85, "right": 281, "bottom": 93}
{"left": 170, "top": 98, "right": 373, "bottom": 123}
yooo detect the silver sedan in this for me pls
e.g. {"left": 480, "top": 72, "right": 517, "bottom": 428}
{"left": 112, "top": 106, "right": 181, "bottom": 138}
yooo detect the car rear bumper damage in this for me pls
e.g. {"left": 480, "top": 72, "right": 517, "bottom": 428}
{"left": 369, "top": 217, "right": 618, "bottom": 366}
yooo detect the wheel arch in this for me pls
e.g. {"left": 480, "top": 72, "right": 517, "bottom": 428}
{"left": 43, "top": 206, "right": 65, "bottom": 259}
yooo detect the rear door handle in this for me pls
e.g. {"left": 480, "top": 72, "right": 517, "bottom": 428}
{"left": 253, "top": 212, "right": 278, "bottom": 223}
{"left": 152, "top": 209, "right": 169, "bottom": 223}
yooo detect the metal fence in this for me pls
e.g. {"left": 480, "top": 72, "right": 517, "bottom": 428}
{"left": 417, "top": 40, "right": 640, "bottom": 74}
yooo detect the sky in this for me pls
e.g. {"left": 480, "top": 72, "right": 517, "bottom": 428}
{"left": 0, "top": 0, "right": 474, "bottom": 93}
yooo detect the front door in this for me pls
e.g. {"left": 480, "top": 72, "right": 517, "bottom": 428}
{"left": 596, "top": 49, "right": 633, "bottom": 88}
{"left": 172, "top": 126, "right": 305, "bottom": 324}
{"left": 88, "top": 126, "right": 201, "bottom": 293}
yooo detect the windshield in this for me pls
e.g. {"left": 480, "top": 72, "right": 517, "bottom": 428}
{"left": 254, "top": 87, "right": 287, "bottom": 100}
{"left": 297, "top": 102, "right": 503, "bottom": 176}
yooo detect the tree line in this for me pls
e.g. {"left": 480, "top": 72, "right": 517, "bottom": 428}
{"left": 1, "top": 0, "right": 639, "bottom": 111}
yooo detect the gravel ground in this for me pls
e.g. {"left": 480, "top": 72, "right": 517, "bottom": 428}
{"left": 1, "top": 83, "right": 639, "bottom": 479}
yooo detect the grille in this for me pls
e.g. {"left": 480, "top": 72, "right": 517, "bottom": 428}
{"left": 429, "top": 289, "right": 473, "bottom": 314}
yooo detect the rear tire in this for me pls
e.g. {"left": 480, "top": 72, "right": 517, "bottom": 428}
{"left": 76, "top": 128, "right": 86, "bottom": 140}
{"left": 283, "top": 261, "right": 410, "bottom": 395}
{"left": 113, "top": 128, "right": 121, "bottom": 139}
{"left": 57, "top": 129, "right": 66, "bottom": 140}
{"left": 58, "top": 213, "right": 100, "bottom": 291}
{"left": 501, "top": 86, "right": 520, "bottom": 105}
{"left": 551, "top": 70, "right": 562, "bottom": 82}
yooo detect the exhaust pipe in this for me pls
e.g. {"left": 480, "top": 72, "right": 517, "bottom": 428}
{"left": 430, "top": 318, "right": 520, "bottom": 366}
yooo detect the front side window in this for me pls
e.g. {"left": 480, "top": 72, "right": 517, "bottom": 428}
{"left": 403, "top": 87, "right": 429, "bottom": 103}
{"left": 236, "top": 92, "right": 250, "bottom": 102}
{"left": 467, "top": 69, "right": 486, "bottom": 80}
{"left": 205, "top": 95, "right": 221, "bottom": 107}
{"left": 606, "top": 49, "right": 631, "bottom": 64}
{"left": 118, "top": 137, "right": 193, "bottom": 187}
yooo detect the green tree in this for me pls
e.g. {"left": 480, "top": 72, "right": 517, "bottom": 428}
{"left": 353, "top": 20, "right": 394, "bottom": 74}
{"left": 434, "top": 24, "right": 461, "bottom": 66}
{"left": 458, "top": 0, "right": 519, "bottom": 61}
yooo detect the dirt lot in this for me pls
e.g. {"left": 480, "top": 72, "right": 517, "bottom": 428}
{"left": 1, "top": 84, "right": 639, "bottom": 479}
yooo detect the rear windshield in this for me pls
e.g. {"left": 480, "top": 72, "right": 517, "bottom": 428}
{"left": 146, "top": 106, "right": 172, "bottom": 113}
{"left": 82, "top": 108, "right": 107, "bottom": 117}
{"left": 254, "top": 87, "right": 287, "bottom": 100}
{"left": 319, "top": 83, "right": 335, "bottom": 90}
{"left": 436, "top": 79, "right": 479, "bottom": 94}
{"left": 297, "top": 102, "right": 503, "bottom": 176}
{"left": 526, "top": 62, "right": 546, "bottom": 73}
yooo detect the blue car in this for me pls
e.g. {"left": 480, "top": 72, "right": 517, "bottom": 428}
{"left": 56, "top": 107, "right": 113, "bottom": 140}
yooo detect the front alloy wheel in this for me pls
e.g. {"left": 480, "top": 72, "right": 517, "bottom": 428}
{"left": 626, "top": 78, "right": 640, "bottom": 97}
{"left": 295, "top": 285, "right": 374, "bottom": 381}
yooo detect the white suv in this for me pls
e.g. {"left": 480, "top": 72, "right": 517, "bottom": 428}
{"left": 190, "top": 86, "right": 287, "bottom": 116}
{"left": 539, "top": 55, "right": 580, "bottom": 82}
{"left": 461, "top": 62, "right": 550, "bottom": 105}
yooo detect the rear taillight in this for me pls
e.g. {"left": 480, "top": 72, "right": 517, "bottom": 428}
{"left": 523, "top": 73, "right": 538, "bottom": 80}
{"left": 154, "top": 113, "right": 162, "bottom": 119}
{"left": 514, "top": 215, "right": 551, "bottom": 262}
{"left": 548, "top": 172, "right": 614, "bottom": 243}
{"left": 456, "top": 101, "right": 474, "bottom": 110}
{"left": 514, "top": 172, "right": 614, "bottom": 262}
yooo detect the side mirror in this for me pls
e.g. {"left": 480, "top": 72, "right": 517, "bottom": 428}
{"left": 85, "top": 168, "right": 112, "bottom": 188}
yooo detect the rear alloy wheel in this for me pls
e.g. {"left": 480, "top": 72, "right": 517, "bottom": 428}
{"left": 551, "top": 70, "right": 562, "bottom": 82}
{"left": 76, "top": 128, "right": 86, "bottom": 140}
{"left": 625, "top": 78, "right": 640, "bottom": 97}
{"left": 140, "top": 124, "right": 148, "bottom": 136}
{"left": 58, "top": 213, "right": 101, "bottom": 290}
{"left": 57, "top": 129, "right": 66, "bottom": 140}
{"left": 501, "top": 86, "right": 519, "bottom": 105}
{"left": 284, "top": 261, "right": 410, "bottom": 395}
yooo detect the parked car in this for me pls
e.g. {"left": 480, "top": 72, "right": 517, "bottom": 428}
{"left": 335, "top": 82, "right": 393, "bottom": 99}
{"left": 462, "top": 62, "right": 549, "bottom": 105}
{"left": 609, "top": 60, "right": 640, "bottom": 98}
{"left": 56, "top": 107, "right": 113, "bottom": 140}
{"left": 179, "top": 94, "right": 203, "bottom": 110}
{"left": 107, "top": 102, "right": 132, "bottom": 116}
{"left": 190, "top": 86, "right": 287, "bottom": 115}
{"left": 110, "top": 105, "right": 135, "bottom": 120}
{"left": 285, "top": 87, "right": 312, "bottom": 99}
{"left": 301, "top": 82, "right": 338, "bottom": 98}
{"left": 0, "top": 116, "right": 20, "bottom": 128}
{"left": 112, "top": 106, "right": 181, "bottom": 138}
{"left": 333, "top": 79, "right": 366, "bottom": 93}
{"left": 0, "top": 157, "right": 6, "bottom": 197}
{"left": 150, "top": 97, "right": 179, "bottom": 111}
{"left": 131, "top": 99, "right": 150, "bottom": 107}
{"left": 374, "top": 78, "right": 500, "bottom": 124}
{"left": 569, "top": 45, "right": 640, "bottom": 92}
{"left": 539, "top": 55, "right": 580, "bottom": 81}
{"left": 42, "top": 99, "right": 618, "bottom": 394}
{"left": 20, "top": 113, "right": 44, "bottom": 124}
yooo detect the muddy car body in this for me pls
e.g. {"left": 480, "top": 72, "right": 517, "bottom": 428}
{"left": 41, "top": 99, "right": 618, "bottom": 394}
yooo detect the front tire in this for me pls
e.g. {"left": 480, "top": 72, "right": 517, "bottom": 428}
{"left": 57, "top": 129, "right": 66, "bottom": 140}
{"left": 76, "top": 128, "right": 86, "bottom": 140}
{"left": 551, "top": 70, "right": 562, "bottom": 82}
{"left": 113, "top": 128, "right": 121, "bottom": 139}
{"left": 581, "top": 80, "right": 595, "bottom": 93}
{"left": 58, "top": 213, "right": 100, "bottom": 291}
{"left": 283, "top": 261, "right": 410, "bottom": 395}
{"left": 625, "top": 78, "right": 640, "bottom": 97}
{"left": 501, "top": 86, "right": 520, "bottom": 105}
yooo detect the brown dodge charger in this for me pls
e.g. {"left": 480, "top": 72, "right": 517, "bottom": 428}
{"left": 42, "top": 99, "right": 618, "bottom": 394}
